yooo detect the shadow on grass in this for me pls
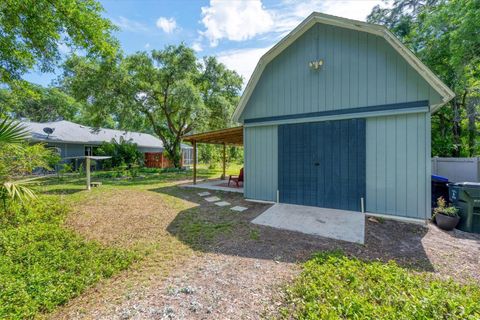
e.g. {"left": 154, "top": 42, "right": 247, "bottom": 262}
{"left": 41, "top": 187, "right": 86, "bottom": 195}
{"left": 151, "top": 185, "right": 435, "bottom": 272}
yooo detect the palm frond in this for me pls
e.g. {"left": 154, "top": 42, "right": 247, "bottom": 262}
{"left": 0, "top": 118, "right": 29, "bottom": 144}
{"left": 2, "top": 181, "right": 37, "bottom": 203}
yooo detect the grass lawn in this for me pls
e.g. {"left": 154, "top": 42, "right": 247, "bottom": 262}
{"left": 0, "top": 164, "right": 241, "bottom": 319}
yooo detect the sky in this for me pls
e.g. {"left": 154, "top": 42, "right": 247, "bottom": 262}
{"left": 25, "top": 0, "right": 385, "bottom": 87}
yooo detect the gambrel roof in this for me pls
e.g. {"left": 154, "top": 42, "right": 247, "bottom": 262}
{"left": 232, "top": 12, "right": 455, "bottom": 122}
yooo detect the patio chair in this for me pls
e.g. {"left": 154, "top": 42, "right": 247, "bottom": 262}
{"left": 228, "top": 168, "right": 244, "bottom": 187}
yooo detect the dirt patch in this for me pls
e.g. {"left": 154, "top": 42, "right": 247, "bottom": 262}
{"left": 65, "top": 189, "right": 196, "bottom": 248}
{"left": 51, "top": 185, "right": 480, "bottom": 319}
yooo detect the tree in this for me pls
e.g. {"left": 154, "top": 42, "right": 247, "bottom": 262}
{"left": 0, "top": 85, "right": 84, "bottom": 121}
{"left": 0, "top": 0, "right": 117, "bottom": 89}
{"left": 368, "top": 0, "right": 480, "bottom": 156}
{"left": 96, "top": 138, "right": 143, "bottom": 169}
{"left": 198, "top": 56, "right": 243, "bottom": 130}
{"left": 61, "top": 44, "right": 243, "bottom": 168}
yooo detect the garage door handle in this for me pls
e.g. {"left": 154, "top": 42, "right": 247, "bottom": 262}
{"left": 314, "top": 162, "right": 320, "bottom": 166}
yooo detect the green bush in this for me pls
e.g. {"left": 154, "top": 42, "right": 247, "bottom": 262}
{"left": 0, "top": 199, "right": 136, "bottom": 319}
{"left": 280, "top": 251, "right": 480, "bottom": 319}
{"left": 96, "top": 138, "right": 143, "bottom": 170}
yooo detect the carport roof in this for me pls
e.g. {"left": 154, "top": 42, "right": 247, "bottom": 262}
{"left": 182, "top": 126, "right": 243, "bottom": 146}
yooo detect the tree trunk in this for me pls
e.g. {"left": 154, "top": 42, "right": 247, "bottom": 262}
{"left": 466, "top": 99, "right": 478, "bottom": 156}
{"left": 451, "top": 101, "right": 462, "bottom": 157}
{"left": 164, "top": 139, "right": 182, "bottom": 168}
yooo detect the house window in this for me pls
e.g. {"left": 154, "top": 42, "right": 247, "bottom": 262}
{"left": 183, "top": 149, "right": 193, "bottom": 165}
{"left": 85, "top": 146, "right": 93, "bottom": 156}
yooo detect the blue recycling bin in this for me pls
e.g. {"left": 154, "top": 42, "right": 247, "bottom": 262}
{"left": 432, "top": 175, "right": 449, "bottom": 208}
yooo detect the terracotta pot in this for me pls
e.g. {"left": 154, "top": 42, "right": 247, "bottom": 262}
{"left": 436, "top": 213, "right": 460, "bottom": 231}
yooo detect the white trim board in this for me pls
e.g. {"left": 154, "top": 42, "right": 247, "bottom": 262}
{"left": 232, "top": 12, "right": 455, "bottom": 122}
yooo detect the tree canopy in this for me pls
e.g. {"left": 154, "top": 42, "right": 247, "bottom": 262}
{"left": 0, "top": 0, "right": 117, "bottom": 89}
{"left": 60, "top": 45, "right": 243, "bottom": 167}
{"left": 368, "top": 0, "right": 480, "bottom": 156}
{"left": 0, "top": 85, "right": 84, "bottom": 122}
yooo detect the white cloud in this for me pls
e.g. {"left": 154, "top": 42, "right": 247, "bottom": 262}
{"left": 216, "top": 46, "right": 272, "bottom": 85}
{"left": 198, "top": 0, "right": 383, "bottom": 47}
{"left": 200, "top": 0, "right": 274, "bottom": 47}
{"left": 271, "top": 0, "right": 383, "bottom": 36}
{"left": 192, "top": 42, "right": 203, "bottom": 52}
{"left": 156, "top": 17, "right": 177, "bottom": 33}
{"left": 112, "top": 16, "right": 149, "bottom": 32}
{"left": 310, "top": 0, "right": 383, "bottom": 21}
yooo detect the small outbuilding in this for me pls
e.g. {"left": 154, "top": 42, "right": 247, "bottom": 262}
{"left": 233, "top": 13, "right": 454, "bottom": 221}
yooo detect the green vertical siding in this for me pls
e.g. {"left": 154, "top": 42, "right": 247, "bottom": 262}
{"left": 239, "top": 23, "right": 443, "bottom": 122}
{"left": 244, "top": 125, "right": 278, "bottom": 201}
{"left": 366, "top": 112, "right": 431, "bottom": 219}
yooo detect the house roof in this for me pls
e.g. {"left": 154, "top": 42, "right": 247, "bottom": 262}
{"left": 232, "top": 12, "right": 455, "bottom": 122}
{"left": 23, "top": 120, "right": 192, "bottom": 149}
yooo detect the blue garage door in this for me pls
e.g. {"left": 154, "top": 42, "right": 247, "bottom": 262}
{"left": 278, "top": 119, "right": 366, "bottom": 211}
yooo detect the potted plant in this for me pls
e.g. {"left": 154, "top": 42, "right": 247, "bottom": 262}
{"left": 433, "top": 197, "right": 460, "bottom": 231}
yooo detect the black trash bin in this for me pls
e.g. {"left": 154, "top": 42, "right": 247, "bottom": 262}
{"left": 449, "top": 182, "right": 480, "bottom": 234}
{"left": 432, "top": 175, "right": 449, "bottom": 208}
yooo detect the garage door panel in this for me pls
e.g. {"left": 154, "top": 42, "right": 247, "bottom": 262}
{"left": 278, "top": 119, "right": 366, "bottom": 211}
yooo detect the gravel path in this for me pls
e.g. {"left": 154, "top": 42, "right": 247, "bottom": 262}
{"left": 107, "top": 254, "right": 296, "bottom": 320}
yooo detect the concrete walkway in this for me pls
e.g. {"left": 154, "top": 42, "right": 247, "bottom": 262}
{"left": 252, "top": 203, "right": 365, "bottom": 244}
{"left": 183, "top": 179, "right": 244, "bottom": 194}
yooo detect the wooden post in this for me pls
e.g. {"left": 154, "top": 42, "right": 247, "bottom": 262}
{"left": 222, "top": 143, "right": 226, "bottom": 180}
{"left": 193, "top": 141, "right": 197, "bottom": 185}
{"left": 86, "top": 157, "right": 91, "bottom": 190}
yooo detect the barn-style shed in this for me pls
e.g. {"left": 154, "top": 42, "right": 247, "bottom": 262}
{"left": 234, "top": 13, "right": 454, "bottom": 221}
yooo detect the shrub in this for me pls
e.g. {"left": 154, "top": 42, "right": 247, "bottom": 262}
{"left": 57, "top": 163, "right": 73, "bottom": 180}
{"left": 96, "top": 137, "right": 143, "bottom": 170}
{"left": 0, "top": 199, "right": 136, "bottom": 319}
{"left": 280, "top": 251, "right": 480, "bottom": 319}
{"left": 0, "top": 141, "right": 60, "bottom": 210}
{"left": 434, "top": 197, "right": 459, "bottom": 217}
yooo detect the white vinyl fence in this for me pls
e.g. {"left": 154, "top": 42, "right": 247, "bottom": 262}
{"left": 431, "top": 157, "right": 480, "bottom": 182}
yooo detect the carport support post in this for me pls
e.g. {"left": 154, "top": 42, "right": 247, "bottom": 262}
{"left": 222, "top": 143, "right": 226, "bottom": 180}
{"left": 86, "top": 157, "right": 91, "bottom": 190}
{"left": 193, "top": 141, "right": 197, "bottom": 185}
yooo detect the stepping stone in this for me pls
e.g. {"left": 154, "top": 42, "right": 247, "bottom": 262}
{"left": 214, "top": 201, "right": 231, "bottom": 207}
{"left": 230, "top": 206, "right": 248, "bottom": 212}
{"left": 204, "top": 196, "right": 221, "bottom": 202}
{"left": 198, "top": 191, "right": 211, "bottom": 196}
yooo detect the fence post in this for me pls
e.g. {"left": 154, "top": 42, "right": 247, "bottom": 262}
{"left": 432, "top": 156, "right": 438, "bottom": 175}
{"left": 477, "top": 157, "right": 480, "bottom": 182}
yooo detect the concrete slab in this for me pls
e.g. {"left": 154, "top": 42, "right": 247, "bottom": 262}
{"left": 204, "top": 196, "right": 221, "bottom": 202}
{"left": 252, "top": 203, "right": 365, "bottom": 244}
{"left": 183, "top": 180, "right": 243, "bottom": 194}
{"left": 231, "top": 206, "right": 248, "bottom": 212}
{"left": 214, "top": 201, "right": 230, "bottom": 207}
{"left": 198, "top": 192, "right": 211, "bottom": 197}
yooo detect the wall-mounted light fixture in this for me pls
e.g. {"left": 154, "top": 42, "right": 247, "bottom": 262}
{"left": 309, "top": 59, "right": 324, "bottom": 70}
